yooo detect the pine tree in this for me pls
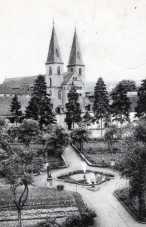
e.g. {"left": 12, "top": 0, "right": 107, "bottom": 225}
{"left": 65, "top": 84, "right": 82, "bottom": 130}
{"left": 135, "top": 79, "right": 146, "bottom": 118}
{"left": 110, "top": 83, "right": 131, "bottom": 126}
{"left": 93, "top": 77, "right": 110, "bottom": 137}
{"left": 25, "top": 75, "right": 56, "bottom": 130}
{"left": 10, "top": 94, "right": 22, "bottom": 125}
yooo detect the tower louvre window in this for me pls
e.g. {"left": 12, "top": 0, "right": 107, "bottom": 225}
{"left": 77, "top": 51, "right": 80, "bottom": 59}
{"left": 58, "top": 90, "right": 61, "bottom": 99}
{"left": 70, "top": 68, "right": 73, "bottom": 72}
{"left": 79, "top": 68, "right": 82, "bottom": 75}
{"left": 49, "top": 67, "right": 52, "bottom": 75}
{"left": 49, "top": 78, "right": 52, "bottom": 87}
{"left": 57, "top": 66, "right": 60, "bottom": 75}
{"left": 56, "top": 49, "right": 59, "bottom": 57}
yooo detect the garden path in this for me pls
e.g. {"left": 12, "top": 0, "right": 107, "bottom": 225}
{"left": 34, "top": 146, "right": 145, "bottom": 227}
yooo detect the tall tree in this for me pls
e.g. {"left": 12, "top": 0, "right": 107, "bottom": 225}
{"left": 115, "top": 136, "right": 146, "bottom": 220}
{"left": 110, "top": 83, "right": 131, "bottom": 126}
{"left": 135, "top": 79, "right": 146, "bottom": 118}
{"left": 10, "top": 94, "right": 22, "bottom": 125}
{"left": 111, "top": 80, "right": 137, "bottom": 94}
{"left": 93, "top": 77, "right": 110, "bottom": 137}
{"left": 25, "top": 75, "right": 56, "bottom": 129}
{"left": 64, "top": 84, "right": 82, "bottom": 130}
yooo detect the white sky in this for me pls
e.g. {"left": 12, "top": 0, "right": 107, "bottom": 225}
{"left": 0, "top": 0, "right": 146, "bottom": 84}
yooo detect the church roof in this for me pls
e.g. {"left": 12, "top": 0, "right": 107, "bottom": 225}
{"left": 68, "top": 30, "right": 84, "bottom": 66}
{"left": 62, "top": 72, "right": 74, "bottom": 85}
{"left": 46, "top": 26, "right": 63, "bottom": 64}
{"left": 3, "top": 76, "right": 38, "bottom": 88}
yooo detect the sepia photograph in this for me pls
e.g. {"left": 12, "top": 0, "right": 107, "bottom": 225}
{"left": 0, "top": 0, "right": 146, "bottom": 226}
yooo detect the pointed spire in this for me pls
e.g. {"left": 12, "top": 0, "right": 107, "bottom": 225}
{"left": 68, "top": 30, "right": 84, "bottom": 66}
{"left": 46, "top": 25, "right": 63, "bottom": 64}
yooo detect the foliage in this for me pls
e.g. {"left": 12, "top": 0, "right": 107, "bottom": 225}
{"left": 34, "top": 218, "right": 61, "bottom": 227}
{"left": 3, "top": 149, "right": 35, "bottom": 227}
{"left": 111, "top": 80, "right": 137, "bottom": 94}
{"left": 8, "top": 119, "right": 39, "bottom": 147}
{"left": 56, "top": 185, "right": 64, "bottom": 191}
{"left": 110, "top": 82, "right": 131, "bottom": 125}
{"left": 104, "top": 124, "right": 120, "bottom": 152}
{"left": 44, "top": 126, "right": 70, "bottom": 157}
{"left": 135, "top": 79, "right": 146, "bottom": 118}
{"left": 93, "top": 77, "right": 110, "bottom": 137}
{"left": 10, "top": 94, "right": 22, "bottom": 124}
{"left": 82, "top": 111, "right": 93, "bottom": 126}
{"left": 25, "top": 75, "right": 56, "bottom": 130}
{"left": 115, "top": 133, "right": 146, "bottom": 219}
{"left": 71, "top": 125, "right": 90, "bottom": 151}
{"left": 64, "top": 208, "right": 96, "bottom": 227}
{"left": 64, "top": 84, "right": 82, "bottom": 130}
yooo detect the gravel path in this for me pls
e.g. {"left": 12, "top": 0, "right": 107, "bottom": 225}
{"left": 34, "top": 145, "right": 146, "bottom": 227}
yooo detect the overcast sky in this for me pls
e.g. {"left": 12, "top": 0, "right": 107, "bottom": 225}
{"left": 0, "top": 0, "right": 146, "bottom": 84}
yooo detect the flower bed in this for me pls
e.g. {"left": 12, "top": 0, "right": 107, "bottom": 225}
{"left": 114, "top": 189, "right": 146, "bottom": 222}
{"left": 75, "top": 141, "right": 124, "bottom": 166}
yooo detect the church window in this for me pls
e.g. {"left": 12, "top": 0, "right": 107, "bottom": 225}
{"left": 77, "top": 51, "right": 80, "bottom": 59}
{"left": 73, "top": 77, "right": 77, "bottom": 81}
{"left": 57, "top": 66, "right": 60, "bottom": 75}
{"left": 49, "top": 78, "right": 52, "bottom": 87}
{"left": 79, "top": 68, "right": 82, "bottom": 75}
{"left": 49, "top": 67, "right": 52, "bottom": 75}
{"left": 50, "top": 90, "right": 52, "bottom": 96}
{"left": 70, "top": 68, "right": 73, "bottom": 72}
{"left": 58, "top": 90, "right": 61, "bottom": 99}
{"left": 56, "top": 49, "right": 59, "bottom": 57}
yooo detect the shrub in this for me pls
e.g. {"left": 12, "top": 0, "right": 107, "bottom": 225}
{"left": 64, "top": 207, "right": 97, "bottom": 227}
{"left": 56, "top": 185, "right": 64, "bottom": 191}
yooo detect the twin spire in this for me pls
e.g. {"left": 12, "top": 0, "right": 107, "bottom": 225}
{"left": 46, "top": 25, "right": 84, "bottom": 66}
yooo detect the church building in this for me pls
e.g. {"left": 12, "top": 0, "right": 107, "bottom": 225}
{"left": 0, "top": 25, "right": 85, "bottom": 116}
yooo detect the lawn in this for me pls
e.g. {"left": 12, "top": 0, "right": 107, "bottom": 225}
{"left": 0, "top": 186, "right": 86, "bottom": 224}
{"left": 77, "top": 141, "right": 124, "bottom": 166}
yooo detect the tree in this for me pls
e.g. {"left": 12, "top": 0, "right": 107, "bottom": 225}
{"left": 64, "top": 84, "right": 82, "bottom": 130}
{"left": 135, "top": 79, "right": 146, "bottom": 118}
{"left": 110, "top": 83, "right": 131, "bottom": 126}
{"left": 115, "top": 136, "right": 146, "bottom": 220}
{"left": 104, "top": 124, "right": 119, "bottom": 152}
{"left": 10, "top": 94, "right": 22, "bottom": 125}
{"left": 8, "top": 119, "right": 39, "bottom": 147}
{"left": 93, "top": 77, "right": 110, "bottom": 137}
{"left": 44, "top": 126, "right": 70, "bottom": 157}
{"left": 25, "top": 75, "right": 56, "bottom": 130}
{"left": 70, "top": 125, "right": 90, "bottom": 151}
{"left": 111, "top": 80, "right": 137, "bottom": 94}
{"left": 3, "top": 149, "right": 34, "bottom": 227}
{"left": 82, "top": 111, "right": 93, "bottom": 126}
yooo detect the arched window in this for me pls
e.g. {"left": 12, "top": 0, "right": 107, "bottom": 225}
{"left": 79, "top": 68, "right": 82, "bottom": 75}
{"left": 49, "top": 78, "right": 52, "bottom": 87}
{"left": 70, "top": 68, "right": 73, "bottom": 72}
{"left": 58, "top": 90, "right": 61, "bottom": 99}
{"left": 49, "top": 67, "right": 52, "bottom": 75}
{"left": 57, "top": 66, "right": 60, "bottom": 75}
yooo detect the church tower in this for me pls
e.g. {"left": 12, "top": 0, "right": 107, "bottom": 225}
{"left": 67, "top": 29, "right": 85, "bottom": 84}
{"left": 45, "top": 24, "right": 64, "bottom": 88}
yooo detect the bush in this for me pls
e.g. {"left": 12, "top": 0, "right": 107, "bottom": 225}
{"left": 33, "top": 218, "right": 61, "bottom": 227}
{"left": 56, "top": 185, "right": 64, "bottom": 191}
{"left": 64, "top": 208, "right": 97, "bottom": 227}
